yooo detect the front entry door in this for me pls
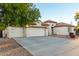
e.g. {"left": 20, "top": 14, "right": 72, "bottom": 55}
{"left": 51, "top": 27, "right": 54, "bottom": 35}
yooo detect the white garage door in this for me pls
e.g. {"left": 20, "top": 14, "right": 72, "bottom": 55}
{"left": 7, "top": 27, "right": 23, "bottom": 37}
{"left": 26, "top": 28, "right": 45, "bottom": 37}
{"left": 54, "top": 27, "right": 69, "bottom": 35}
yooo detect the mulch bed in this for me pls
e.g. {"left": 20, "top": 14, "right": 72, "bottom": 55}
{"left": 0, "top": 38, "right": 32, "bottom": 56}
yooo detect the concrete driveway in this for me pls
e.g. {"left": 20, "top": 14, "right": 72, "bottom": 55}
{"left": 14, "top": 36, "right": 79, "bottom": 56}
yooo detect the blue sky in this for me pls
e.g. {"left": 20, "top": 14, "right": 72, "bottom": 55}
{"left": 35, "top": 3, "right": 79, "bottom": 25}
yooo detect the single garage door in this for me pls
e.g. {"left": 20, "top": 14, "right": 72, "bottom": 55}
{"left": 7, "top": 27, "right": 23, "bottom": 37}
{"left": 26, "top": 27, "right": 46, "bottom": 37}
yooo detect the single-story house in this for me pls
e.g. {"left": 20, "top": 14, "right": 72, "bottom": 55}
{"left": 0, "top": 20, "right": 76, "bottom": 38}
{"left": 42, "top": 20, "right": 75, "bottom": 36}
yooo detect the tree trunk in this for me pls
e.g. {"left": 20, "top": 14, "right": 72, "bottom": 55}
{"left": 4, "top": 28, "right": 8, "bottom": 38}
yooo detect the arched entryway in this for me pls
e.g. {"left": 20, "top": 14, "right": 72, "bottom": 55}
{"left": 0, "top": 31, "right": 3, "bottom": 37}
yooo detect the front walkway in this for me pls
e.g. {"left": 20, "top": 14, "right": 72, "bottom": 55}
{"left": 14, "top": 36, "right": 79, "bottom": 56}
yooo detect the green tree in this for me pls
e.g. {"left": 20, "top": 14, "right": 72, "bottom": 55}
{"left": 74, "top": 12, "right": 79, "bottom": 24}
{"left": 0, "top": 3, "right": 41, "bottom": 37}
{"left": 74, "top": 12, "right": 79, "bottom": 31}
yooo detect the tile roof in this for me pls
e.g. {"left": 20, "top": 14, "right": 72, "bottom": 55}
{"left": 43, "top": 20, "right": 57, "bottom": 23}
{"left": 41, "top": 23, "right": 49, "bottom": 26}
{"left": 54, "top": 22, "right": 75, "bottom": 27}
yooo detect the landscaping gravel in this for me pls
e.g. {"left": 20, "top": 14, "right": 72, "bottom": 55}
{"left": 0, "top": 38, "right": 32, "bottom": 56}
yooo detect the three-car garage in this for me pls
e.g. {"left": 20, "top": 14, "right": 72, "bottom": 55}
{"left": 3, "top": 26, "right": 48, "bottom": 38}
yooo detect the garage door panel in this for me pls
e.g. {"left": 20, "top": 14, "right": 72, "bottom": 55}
{"left": 26, "top": 28, "right": 45, "bottom": 37}
{"left": 8, "top": 27, "right": 23, "bottom": 37}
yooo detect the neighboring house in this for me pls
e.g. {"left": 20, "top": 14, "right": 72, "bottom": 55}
{"left": 2, "top": 20, "right": 75, "bottom": 38}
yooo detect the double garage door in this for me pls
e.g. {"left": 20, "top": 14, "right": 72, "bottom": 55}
{"left": 26, "top": 28, "right": 46, "bottom": 37}
{"left": 7, "top": 27, "right": 47, "bottom": 37}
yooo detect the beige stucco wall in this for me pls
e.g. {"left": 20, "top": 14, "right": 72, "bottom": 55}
{"left": 45, "top": 28, "right": 48, "bottom": 36}
{"left": 44, "top": 22, "right": 56, "bottom": 35}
